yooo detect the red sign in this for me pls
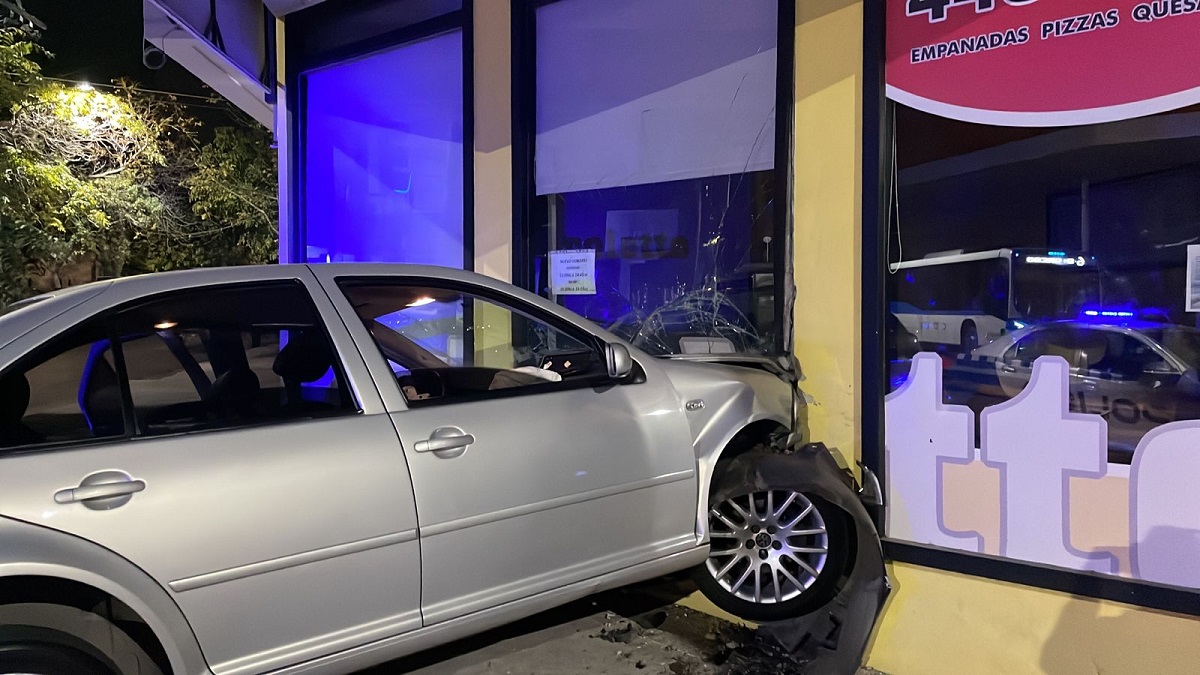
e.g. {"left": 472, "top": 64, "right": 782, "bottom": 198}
{"left": 887, "top": 0, "right": 1200, "bottom": 126}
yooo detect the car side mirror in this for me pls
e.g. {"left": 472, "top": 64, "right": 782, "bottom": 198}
{"left": 606, "top": 342, "right": 633, "bottom": 380}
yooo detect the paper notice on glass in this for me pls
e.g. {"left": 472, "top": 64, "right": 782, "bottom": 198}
{"left": 549, "top": 249, "right": 596, "bottom": 296}
{"left": 1188, "top": 244, "right": 1200, "bottom": 313}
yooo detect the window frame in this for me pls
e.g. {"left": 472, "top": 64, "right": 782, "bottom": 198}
{"left": 335, "top": 276, "right": 638, "bottom": 409}
{"left": 0, "top": 280, "right": 362, "bottom": 457}
{"left": 861, "top": 0, "right": 1200, "bottom": 617}
{"left": 285, "top": 0, "right": 475, "bottom": 269}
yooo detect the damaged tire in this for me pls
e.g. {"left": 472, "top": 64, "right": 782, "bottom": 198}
{"left": 694, "top": 458, "right": 850, "bottom": 621}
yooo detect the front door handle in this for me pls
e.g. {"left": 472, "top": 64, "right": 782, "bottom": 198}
{"left": 414, "top": 427, "right": 475, "bottom": 459}
{"left": 55, "top": 471, "right": 145, "bottom": 510}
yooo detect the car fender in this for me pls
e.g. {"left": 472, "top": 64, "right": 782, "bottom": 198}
{"left": 656, "top": 359, "right": 794, "bottom": 540}
{"left": 0, "top": 516, "right": 211, "bottom": 675}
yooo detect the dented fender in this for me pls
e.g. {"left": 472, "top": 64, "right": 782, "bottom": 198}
{"left": 655, "top": 358, "right": 801, "bottom": 541}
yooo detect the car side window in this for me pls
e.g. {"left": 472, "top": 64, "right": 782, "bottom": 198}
{"left": 1087, "top": 333, "right": 1162, "bottom": 381}
{"left": 338, "top": 281, "right": 604, "bottom": 406}
{"left": 0, "top": 282, "right": 358, "bottom": 452}
{"left": 0, "top": 322, "right": 123, "bottom": 449}
{"left": 111, "top": 282, "right": 357, "bottom": 436}
{"left": 1007, "top": 331, "right": 1047, "bottom": 365}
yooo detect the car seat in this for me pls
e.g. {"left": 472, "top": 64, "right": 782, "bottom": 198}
{"left": 272, "top": 331, "right": 336, "bottom": 411}
{"left": 0, "top": 372, "right": 42, "bottom": 447}
{"left": 205, "top": 365, "right": 262, "bottom": 421}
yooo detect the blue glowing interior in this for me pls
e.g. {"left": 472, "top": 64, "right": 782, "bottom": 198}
{"left": 302, "top": 30, "right": 464, "bottom": 267}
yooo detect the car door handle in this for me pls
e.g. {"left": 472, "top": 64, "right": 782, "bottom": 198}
{"left": 54, "top": 471, "right": 145, "bottom": 510}
{"left": 1001, "top": 364, "right": 1017, "bottom": 373}
{"left": 414, "top": 428, "right": 475, "bottom": 458}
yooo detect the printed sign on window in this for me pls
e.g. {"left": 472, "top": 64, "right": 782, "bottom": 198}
{"left": 1188, "top": 244, "right": 1200, "bottom": 312}
{"left": 887, "top": 0, "right": 1200, "bottom": 126}
{"left": 549, "top": 249, "right": 596, "bottom": 296}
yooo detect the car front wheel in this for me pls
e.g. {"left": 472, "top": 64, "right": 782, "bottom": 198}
{"left": 0, "top": 626, "right": 118, "bottom": 675}
{"left": 694, "top": 468, "right": 850, "bottom": 621}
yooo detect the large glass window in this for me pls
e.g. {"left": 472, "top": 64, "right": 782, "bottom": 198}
{"left": 531, "top": 0, "right": 784, "bottom": 355}
{"left": 302, "top": 31, "right": 465, "bottom": 268}
{"left": 882, "top": 21, "right": 1200, "bottom": 591}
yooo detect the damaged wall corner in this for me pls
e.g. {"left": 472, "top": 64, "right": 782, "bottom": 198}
{"left": 791, "top": 0, "right": 865, "bottom": 471}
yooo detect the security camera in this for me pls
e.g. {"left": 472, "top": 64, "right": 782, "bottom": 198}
{"left": 143, "top": 44, "right": 167, "bottom": 70}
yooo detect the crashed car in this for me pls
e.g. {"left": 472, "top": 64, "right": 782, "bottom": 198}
{"left": 0, "top": 264, "right": 873, "bottom": 675}
{"left": 946, "top": 319, "right": 1200, "bottom": 462}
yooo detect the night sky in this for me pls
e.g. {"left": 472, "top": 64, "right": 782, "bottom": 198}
{"left": 22, "top": 1, "right": 241, "bottom": 129}
{"left": 26, "top": 1, "right": 207, "bottom": 94}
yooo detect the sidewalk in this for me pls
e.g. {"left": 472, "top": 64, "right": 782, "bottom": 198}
{"left": 364, "top": 575, "right": 886, "bottom": 675}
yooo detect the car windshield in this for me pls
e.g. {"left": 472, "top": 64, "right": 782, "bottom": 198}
{"left": 605, "top": 289, "right": 769, "bottom": 356}
{"left": 1136, "top": 326, "right": 1200, "bottom": 372}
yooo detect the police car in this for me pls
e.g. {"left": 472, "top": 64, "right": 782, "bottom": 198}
{"left": 944, "top": 316, "right": 1200, "bottom": 463}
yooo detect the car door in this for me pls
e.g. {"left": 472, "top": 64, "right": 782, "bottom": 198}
{"left": 0, "top": 271, "right": 421, "bottom": 675}
{"left": 997, "top": 329, "right": 1048, "bottom": 397}
{"left": 1081, "top": 330, "right": 1173, "bottom": 458}
{"left": 318, "top": 269, "right": 698, "bottom": 626}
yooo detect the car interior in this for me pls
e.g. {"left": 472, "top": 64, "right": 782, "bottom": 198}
{"left": 340, "top": 283, "right": 604, "bottom": 405}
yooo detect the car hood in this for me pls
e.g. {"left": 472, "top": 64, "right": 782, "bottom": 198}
{"left": 657, "top": 353, "right": 799, "bottom": 384}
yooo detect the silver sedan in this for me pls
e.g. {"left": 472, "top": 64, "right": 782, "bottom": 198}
{"left": 0, "top": 264, "right": 858, "bottom": 675}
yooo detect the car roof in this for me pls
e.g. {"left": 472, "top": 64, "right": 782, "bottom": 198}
{"left": 0, "top": 264, "right": 622, "bottom": 352}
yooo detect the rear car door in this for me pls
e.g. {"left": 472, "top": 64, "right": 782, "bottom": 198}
{"left": 1082, "top": 330, "right": 1174, "bottom": 459}
{"left": 0, "top": 272, "right": 421, "bottom": 675}
{"left": 320, "top": 270, "right": 698, "bottom": 625}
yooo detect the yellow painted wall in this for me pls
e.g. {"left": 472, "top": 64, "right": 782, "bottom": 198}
{"left": 473, "top": 0, "right": 514, "bottom": 284}
{"left": 867, "top": 563, "right": 1200, "bottom": 675}
{"left": 472, "top": 0, "right": 513, "bottom": 366}
{"left": 792, "top": 0, "right": 864, "bottom": 465}
{"left": 789, "top": 1, "right": 1200, "bottom": 672}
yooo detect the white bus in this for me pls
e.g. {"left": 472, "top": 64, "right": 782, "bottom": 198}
{"left": 889, "top": 248, "right": 1103, "bottom": 351}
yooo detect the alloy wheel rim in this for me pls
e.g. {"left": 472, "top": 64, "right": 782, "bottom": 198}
{"left": 705, "top": 489, "right": 828, "bottom": 604}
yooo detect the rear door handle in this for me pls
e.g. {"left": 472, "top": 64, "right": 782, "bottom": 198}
{"left": 414, "top": 427, "right": 475, "bottom": 459}
{"left": 55, "top": 471, "right": 145, "bottom": 510}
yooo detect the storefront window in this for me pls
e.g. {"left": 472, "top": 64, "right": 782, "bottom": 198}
{"left": 882, "top": 1, "right": 1200, "bottom": 590}
{"left": 302, "top": 31, "right": 464, "bottom": 267}
{"left": 532, "top": 0, "right": 782, "bottom": 355}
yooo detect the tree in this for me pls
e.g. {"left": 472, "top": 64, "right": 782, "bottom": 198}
{"left": 129, "top": 123, "right": 277, "bottom": 272}
{"left": 0, "top": 81, "right": 165, "bottom": 301}
{"left": 0, "top": 26, "right": 40, "bottom": 112}
{"left": 0, "top": 26, "right": 279, "bottom": 306}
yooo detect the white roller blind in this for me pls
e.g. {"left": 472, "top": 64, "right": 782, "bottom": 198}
{"left": 535, "top": 0, "right": 778, "bottom": 195}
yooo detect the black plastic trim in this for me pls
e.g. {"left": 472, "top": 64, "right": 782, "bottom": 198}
{"left": 861, "top": 0, "right": 888, "bottom": 534}
{"left": 772, "top": 0, "right": 795, "bottom": 356}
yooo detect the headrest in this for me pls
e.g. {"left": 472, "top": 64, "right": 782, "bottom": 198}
{"left": 207, "top": 366, "right": 261, "bottom": 416}
{"left": 0, "top": 372, "right": 31, "bottom": 424}
{"left": 272, "top": 331, "right": 333, "bottom": 383}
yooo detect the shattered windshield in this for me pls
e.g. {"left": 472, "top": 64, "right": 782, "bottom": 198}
{"left": 549, "top": 172, "right": 780, "bottom": 357}
{"left": 607, "top": 289, "right": 768, "bottom": 356}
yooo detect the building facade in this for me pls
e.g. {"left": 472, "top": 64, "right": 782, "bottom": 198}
{"left": 149, "top": 0, "right": 1200, "bottom": 671}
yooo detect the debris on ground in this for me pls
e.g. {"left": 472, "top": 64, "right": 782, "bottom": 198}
{"left": 366, "top": 575, "right": 887, "bottom": 675}
{"left": 583, "top": 604, "right": 812, "bottom": 674}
